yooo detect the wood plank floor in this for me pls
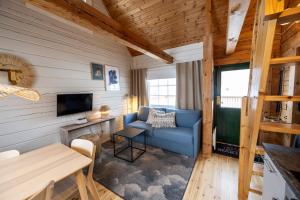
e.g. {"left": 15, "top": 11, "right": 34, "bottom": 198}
{"left": 53, "top": 154, "right": 262, "bottom": 200}
{"left": 183, "top": 154, "right": 262, "bottom": 200}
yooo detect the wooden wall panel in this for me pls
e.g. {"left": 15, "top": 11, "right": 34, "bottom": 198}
{"left": 282, "top": 23, "right": 300, "bottom": 56}
{"left": 280, "top": 7, "right": 300, "bottom": 145}
{"left": 265, "top": 0, "right": 300, "bottom": 146}
{"left": 0, "top": 0, "right": 132, "bottom": 153}
{"left": 281, "top": 4, "right": 300, "bottom": 114}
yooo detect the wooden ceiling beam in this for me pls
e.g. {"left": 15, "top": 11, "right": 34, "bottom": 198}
{"left": 25, "top": 0, "right": 174, "bottom": 64}
{"left": 226, "top": 0, "right": 251, "bottom": 55}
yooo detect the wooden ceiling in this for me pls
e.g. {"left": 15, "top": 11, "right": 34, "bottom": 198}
{"left": 102, "top": 0, "right": 259, "bottom": 65}
{"left": 103, "top": 0, "right": 206, "bottom": 50}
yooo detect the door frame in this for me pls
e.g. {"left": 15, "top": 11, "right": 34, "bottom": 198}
{"left": 213, "top": 62, "right": 250, "bottom": 145}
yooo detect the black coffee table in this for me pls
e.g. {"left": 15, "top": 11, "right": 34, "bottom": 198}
{"left": 113, "top": 127, "right": 146, "bottom": 162}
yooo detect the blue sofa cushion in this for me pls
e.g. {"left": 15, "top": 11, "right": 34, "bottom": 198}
{"left": 137, "top": 107, "right": 166, "bottom": 122}
{"left": 166, "top": 109, "right": 201, "bottom": 128}
{"left": 127, "top": 120, "right": 153, "bottom": 135}
{"left": 137, "top": 107, "right": 150, "bottom": 121}
{"left": 153, "top": 127, "right": 193, "bottom": 144}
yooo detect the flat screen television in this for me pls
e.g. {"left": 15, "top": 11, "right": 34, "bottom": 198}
{"left": 57, "top": 93, "right": 93, "bottom": 117}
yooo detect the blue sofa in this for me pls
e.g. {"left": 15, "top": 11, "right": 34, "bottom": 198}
{"left": 123, "top": 107, "right": 202, "bottom": 158}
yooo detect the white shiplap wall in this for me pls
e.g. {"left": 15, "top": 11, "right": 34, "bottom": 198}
{"left": 0, "top": 0, "right": 132, "bottom": 153}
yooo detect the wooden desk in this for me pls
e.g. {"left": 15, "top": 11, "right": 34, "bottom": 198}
{"left": 60, "top": 116, "right": 116, "bottom": 146}
{"left": 0, "top": 144, "right": 91, "bottom": 200}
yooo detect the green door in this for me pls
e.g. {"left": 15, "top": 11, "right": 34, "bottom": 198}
{"left": 214, "top": 63, "right": 250, "bottom": 146}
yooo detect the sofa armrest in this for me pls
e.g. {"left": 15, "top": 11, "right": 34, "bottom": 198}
{"left": 193, "top": 118, "right": 202, "bottom": 159}
{"left": 123, "top": 112, "right": 138, "bottom": 128}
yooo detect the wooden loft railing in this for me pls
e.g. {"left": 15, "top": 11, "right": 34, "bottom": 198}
{"left": 238, "top": 0, "right": 300, "bottom": 199}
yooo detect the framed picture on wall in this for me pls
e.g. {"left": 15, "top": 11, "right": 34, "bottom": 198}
{"left": 105, "top": 65, "right": 120, "bottom": 91}
{"left": 91, "top": 63, "right": 104, "bottom": 80}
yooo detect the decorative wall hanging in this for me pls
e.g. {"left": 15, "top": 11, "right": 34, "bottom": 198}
{"left": 0, "top": 84, "right": 40, "bottom": 101}
{"left": 91, "top": 63, "right": 104, "bottom": 80}
{"left": 105, "top": 65, "right": 120, "bottom": 91}
{"left": 0, "top": 54, "right": 40, "bottom": 102}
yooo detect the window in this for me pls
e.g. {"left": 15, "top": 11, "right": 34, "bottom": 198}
{"left": 220, "top": 69, "right": 250, "bottom": 108}
{"left": 148, "top": 78, "right": 176, "bottom": 108}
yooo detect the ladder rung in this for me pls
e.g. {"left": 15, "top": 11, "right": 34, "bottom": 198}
{"left": 260, "top": 122, "right": 300, "bottom": 135}
{"left": 278, "top": 6, "right": 300, "bottom": 25}
{"left": 264, "top": 95, "right": 300, "bottom": 102}
{"left": 249, "top": 188, "right": 262, "bottom": 195}
{"left": 255, "top": 146, "right": 264, "bottom": 155}
{"left": 270, "top": 56, "right": 300, "bottom": 64}
{"left": 252, "top": 163, "right": 264, "bottom": 177}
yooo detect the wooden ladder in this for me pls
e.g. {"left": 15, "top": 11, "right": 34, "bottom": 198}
{"left": 238, "top": 0, "right": 300, "bottom": 199}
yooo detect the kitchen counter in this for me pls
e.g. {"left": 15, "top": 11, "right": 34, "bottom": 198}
{"left": 263, "top": 143, "right": 300, "bottom": 199}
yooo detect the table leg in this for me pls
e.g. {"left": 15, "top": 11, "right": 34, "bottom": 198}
{"left": 130, "top": 139, "right": 133, "bottom": 162}
{"left": 109, "top": 118, "right": 116, "bottom": 142}
{"left": 113, "top": 134, "right": 116, "bottom": 156}
{"left": 75, "top": 170, "right": 89, "bottom": 200}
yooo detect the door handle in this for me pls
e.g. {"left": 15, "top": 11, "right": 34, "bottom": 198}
{"left": 216, "top": 96, "right": 221, "bottom": 106}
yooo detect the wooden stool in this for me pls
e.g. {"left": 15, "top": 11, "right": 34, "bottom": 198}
{"left": 78, "top": 134, "right": 102, "bottom": 160}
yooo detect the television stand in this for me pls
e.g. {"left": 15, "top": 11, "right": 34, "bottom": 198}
{"left": 60, "top": 116, "right": 116, "bottom": 146}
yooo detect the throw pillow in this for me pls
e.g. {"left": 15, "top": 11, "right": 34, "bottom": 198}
{"left": 152, "top": 112, "right": 176, "bottom": 128}
{"left": 146, "top": 108, "right": 165, "bottom": 124}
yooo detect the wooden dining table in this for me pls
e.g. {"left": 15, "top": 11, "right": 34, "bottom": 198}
{"left": 0, "top": 144, "right": 92, "bottom": 200}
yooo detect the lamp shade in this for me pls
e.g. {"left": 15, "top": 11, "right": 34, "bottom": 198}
{"left": 99, "top": 105, "right": 110, "bottom": 112}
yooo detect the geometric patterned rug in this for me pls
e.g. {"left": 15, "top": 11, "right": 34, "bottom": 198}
{"left": 93, "top": 141, "right": 195, "bottom": 200}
